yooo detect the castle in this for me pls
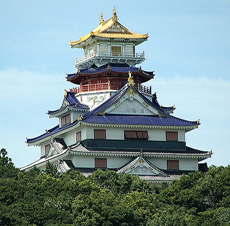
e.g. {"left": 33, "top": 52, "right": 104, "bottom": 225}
{"left": 22, "top": 9, "right": 212, "bottom": 184}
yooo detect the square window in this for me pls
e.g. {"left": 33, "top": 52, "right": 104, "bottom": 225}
{"left": 95, "top": 158, "right": 107, "bottom": 168}
{"left": 45, "top": 144, "right": 50, "bottom": 156}
{"left": 61, "top": 114, "right": 71, "bottom": 126}
{"left": 167, "top": 160, "right": 179, "bottom": 170}
{"left": 76, "top": 131, "right": 81, "bottom": 142}
{"left": 94, "top": 130, "right": 106, "bottom": 139}
{"left": 166, "top": 132, "right": 178, "bottom": 141}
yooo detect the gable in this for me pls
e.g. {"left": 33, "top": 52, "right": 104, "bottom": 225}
{"left": 105, "top": 21, "right": 131, "bottom": 34}
{"left": 117, "top": 156, "right": 167, "bottom": 176}
{"left": 105, "top": 86, "right": 159, "bottom": 115}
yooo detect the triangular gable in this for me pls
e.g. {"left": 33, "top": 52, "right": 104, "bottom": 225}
{"left": 105, "top": 86, "right": 159, "bottom": 115}
{"left": 102, "top": 21, "right": 132, "bottom": 34}
{"left": 117, "top": 155, "right": 167, "bottom": 176}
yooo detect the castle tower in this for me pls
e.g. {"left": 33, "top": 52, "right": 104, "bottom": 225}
{"left": 67, "top": 9, "right": 154, "bottom": 109}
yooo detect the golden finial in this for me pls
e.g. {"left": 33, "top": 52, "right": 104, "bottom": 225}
{"left": 197, "top": 119, "right": 200, "bottom": 124}
{"left": 112, "top": 6, "right": 118, "bottom": 21}
{"left": 64, "top": 89, "right": 68, "bottom": 97}
{"left": 107, "top": 64, "right": 111, "bottom": 70}
{"left": 100, "top": 13, "right": 104, "bottom": 24}
{"left": 128, "top": 71, "right": 135, "bottom": 86}
{"left": 78, "top": 68, "right": 81, "bottom": 73}
{"left": 78, "top": 115, "right": 83, "bottom": 121}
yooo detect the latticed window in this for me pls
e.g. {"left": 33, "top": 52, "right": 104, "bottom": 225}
{"left": 95, "top": 158, "right": 107, "bottom": 168}
{"left": 166, "top": 131, "right": 178, "bottom": 141}
{"left": 100, "top": 44, "right": 108, "bottom": 54}
{"left": 167, "top": 160, "right": 179, "bottom": 170}
{"left": 124, "top": 131, "right": 148, "bottom": 140}
{"left": 94, "top": 129, "right": 106, "bottom": 139}
{"left": 45, "top": 144, "right": 50, "bottom": 156}
{"left": 125, "top": 45, "right": 133, "bottom": 55}
{"left": 76, "top": 132, "right": 81, "bottom": 142}
{"left": 61, "top": 114, "right": 71, "bottom": 126}
{"left": 111, "top": 46, "right": 121, "bottom": 56}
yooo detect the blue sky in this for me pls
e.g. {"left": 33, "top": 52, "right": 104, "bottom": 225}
{"left": 0, "top": 0, "right": 230, "bottom": 167}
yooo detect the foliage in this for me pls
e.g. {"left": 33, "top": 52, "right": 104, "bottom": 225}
{"left": 0, "top": 149, "right": 229, "bottom": 225}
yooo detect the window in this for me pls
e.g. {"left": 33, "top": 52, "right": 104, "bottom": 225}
{"left": 167, "top": 160, "right": 179, "bottom": 170}
{"left": 124, "top": 131, "right": 148, "bottom": 140}
{"left": 166, "top": 132, "right": 178, "bottom": 141}
{"left": 45, "top": 144, "right": 50, "bottom": 156}
{"left": 76, "top": 131, "right": 81, "bottom": 142}
{"left": 100, "top": 44, "right": 108, "bottom": 54}
{"left": 95, "top": 158, "right": 107, "bottom": 168}
{"left": 112, "top": 46, "right": 121, "bottom": 56}
{"left": 61, "top": 114, "right": 71, "bottom": 126}
{"left": 94, "top": 129, "right": 106, "bottom": 139}
{"left": 125, "top": 45, "right": 133, "bottom": 56}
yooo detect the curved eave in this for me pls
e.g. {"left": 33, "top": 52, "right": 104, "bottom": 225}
{"left": 80, "top": 121, "right": 199, "bottom": 132}
{"left": 66, "top": 69, "right": 154, "bottom": 84}
{"left": 48, "top": 106, "right": 89, "bottom": 118}
{"left": 26, "top": 120, "right": 81, "bottom": 146}
{"left": 69, "top": 148, "right": 212, "bottom": 160}
{"left": 20, "top": 149, "right": 70, "bottom": 171}
{"left": 70, "top": 33, "right": 148, "bottom": 48}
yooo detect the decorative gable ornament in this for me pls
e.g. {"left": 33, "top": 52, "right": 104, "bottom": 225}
{"left": 117, "top": 155, "right": 168, "bottom": 177}
{"left": 128, "top": 71, "right": 135, "bottom": 86}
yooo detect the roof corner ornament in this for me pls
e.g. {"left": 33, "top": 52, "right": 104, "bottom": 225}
{"left": 128, "top": 71, "right": 135, "bottom": 86}
{"left": 64, "top": 89, "right": 68, "bottom": 97}
{"left": 112, "top": 6, "right": 118, "bottom": 21}
{"left": 197, "top": 119, "right": 200, "bottom": 125}
{"left": 78, "top": 68, "right": 81, "bottom": 73}
{"left": 107, "top": 64, "right": 111, "bottom": 70}
{"left": 78, "top": 115, "right": 83, "bottom": 121}
{"left": 100, "top": 13, "right": 104, "bottom": 24}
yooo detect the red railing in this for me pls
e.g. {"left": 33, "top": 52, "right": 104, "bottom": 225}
{"left": 70, "top": 82, "right": 151, "bottom": 95}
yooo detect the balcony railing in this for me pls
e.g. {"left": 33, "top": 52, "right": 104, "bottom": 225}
{"left": 70, "top": 82, "right": 151, "bottom": 95}
{"left": 75, "top": 51, "right": 145, "bottom": 65}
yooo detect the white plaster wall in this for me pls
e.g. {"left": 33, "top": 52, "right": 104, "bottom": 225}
{"left": 178, "top": 130, "right": 185, "bottom": 142}
{"left": 77, "top": 91, "right": 112, "bottom": 110}
{"left": 107, "top": 156, "right": 132, "bottom": 168}
{"left": 68, "top": 155, "right": 132, "bottom": 168}
{"left": 179, "top": 158, "right": 198, "bottom": 171}
{"left": 148, "top": 158, "right": 198, "bottom": 171}
{"left": 83, "top": 126, "right": 185, "bottom": 142}
{"left": 60, "top": 131, "right": 76, "bottom": 146}
{"left": 148, "top": 129, "right": 166, "bottom": 141}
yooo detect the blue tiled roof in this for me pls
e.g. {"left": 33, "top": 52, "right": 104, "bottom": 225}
{"left": 83, "top": 115, "right": 198, "bottom": 127}
{"left": 66, "top": 63, "right": 154, "bottom": 79}
{"left": 27, "top": 121, "right": 78, "bottom": 144}
{"left": 48, "top": 91, "right": 89, "bottom": 115}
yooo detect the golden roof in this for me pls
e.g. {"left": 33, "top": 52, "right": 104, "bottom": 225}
{"left": 70, "top": 8, "right": 148, "bottom": 47}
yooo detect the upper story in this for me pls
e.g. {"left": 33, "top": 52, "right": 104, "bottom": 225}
{"left": 70, "top": 8, "right": 148, "bottom": 69}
